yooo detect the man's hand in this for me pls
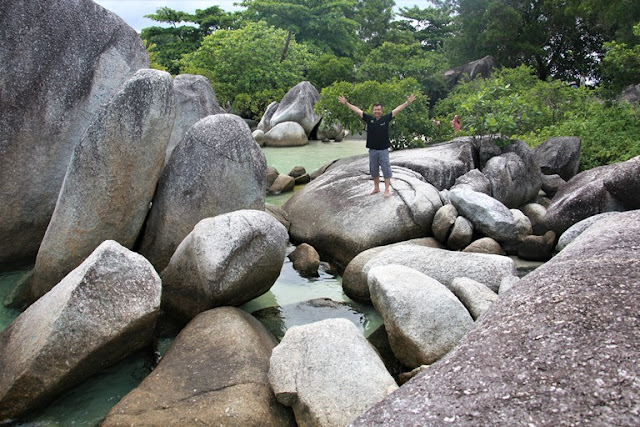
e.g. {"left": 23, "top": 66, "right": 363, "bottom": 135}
{"left": 339, "top": 95, "right": 363, "bottom": 117}
{"left": 407, "top": 93, "right": 415, "bottom": 104}
{"left": 338, "top": 95, "right": 348, "bottom": 105}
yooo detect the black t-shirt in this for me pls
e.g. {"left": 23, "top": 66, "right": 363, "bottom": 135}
{"left": 362, "top": 112, "right": 393, "bottom": 150}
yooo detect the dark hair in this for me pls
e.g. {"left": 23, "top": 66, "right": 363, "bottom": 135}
{"left": 373, "top": 103, "right": 382, "bottom": 108}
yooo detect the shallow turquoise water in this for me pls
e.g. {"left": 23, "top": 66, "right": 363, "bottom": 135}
{"left": 0, "top": 138, "right": 375, "bottom": 426}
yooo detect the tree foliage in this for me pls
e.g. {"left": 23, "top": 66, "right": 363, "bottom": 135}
{"left": 314, "top": 78, "right": 437, "bottom": 149}
{"left": 599, "top": 23, "right": 640, "bottom": 98}
{"left": 180, "top": 21, "right": 312, "bottom": 119}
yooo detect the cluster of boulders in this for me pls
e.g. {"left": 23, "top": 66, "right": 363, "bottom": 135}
{"left": 2, "top": 1, "right": 639, "bottom": 425}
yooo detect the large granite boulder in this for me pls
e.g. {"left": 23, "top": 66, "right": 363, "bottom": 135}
{"left": 449, "top": 277, "right": 499, "bottom": 320}
{"left": 257, "top": 101, "right": 279, "bottom": 132}
{"left": 0, "top": 0, "right": 148, "bottom": 269}
{"left": 482, "top": 151, "right": 541, "bottom": 208}
{"left": 533, "top": 136, "right": 581, "bottom": 181}
{"left": 450, "top": 168, "right": 491, "bottom": 194}
{"left": 443, "top": 55, "right": 497, "bottom": 87}
{"left": 102, "top": 307, "right": 295, "bottom": 426}
{"left": 352, "top": 210, "right": 640, "bottom": 426}
{"left": 263, "top": 121, "right": 309, "bottom": 147}
{"left": 450, "top": 187, "right": 519, "bottom": 241}
{"left": 161, "top": 210, "right": 288, "bottom": 323}
{"left": 139, "top": 114, "right": 267, "bottom": 271}
{"left": 544, "top": 156, "right": 640, "bottom": 234}
{"left": 368, "top": 265, "right": 474, "bottom": 368}
{"left": 390, "top": 139, "right": 477, "bottom": 190}
{"left": 0, "top": 241, "right": 161, "bottom": 421}
{"left": 267, "top": 81, "right": 321, "bottom": 135}
{"left": 284, "top": 165, "right": 443, "bottom": 269}
{"left": 269, "top": 318, "right": 398, "bottom": 427}
{"left": 343, "top": 245, "right": 517, "bottom": 303}
{"left": 165, "top": 74, "right": 225, "bottom": 163}
{"left": 29, "top": 69, "right": 175, "bottom": 301}
{"left": 555, "top": 211, "right": 623, "bottom": 252}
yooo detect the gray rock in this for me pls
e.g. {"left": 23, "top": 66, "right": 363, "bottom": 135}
{"left": 288, "top": 243, "right": 321, "bottom": 277}
{"left": 294, "top": 174, "right": 311, "bottom": 185}
{"left": 368, "top": 265, "right": 474, "bottom": 367}
{"left": 517, "top": 231, "right": 557, "bottom": 261}
{"left": 342, "top": 238, "right": 444, "bottom": 303}
{"left": 102, "top": 307, "right": 295, "bottom": 426}
{"left": 543, "top": 157, "right": 640, "bottom": 234}
{"left": 0, "top": 241, "right": 161, "bottom": 421}
{"left": 432, "top": 204, "right": 458, "bottom": 243}
{"left": 498, "top": 274, "right": 521, "bottom": 294}
{"left": 316, "top": 122, "right": 345, "bottom": 141}
{"left": 520, "top": 203, "right": 548, "bottom": 235}
{"left": 447, "top": 216, "right": 474, "bottom": 250}
{"left": 533, "top": 136, "right": 581, "bottom": 181}
{"left": 269, "top": 81, "right": 321, "bottom": 135}
{"left": 483, "top": 151, "right": 541, "bottom": 208}
{"left": 450, "top": 187, "right": 518, "bottom": 241}
{"left": 30, "top": 69, "right": 175, "bottom": 301}
{"left": 269, "top": 174, "right": 296, "bottom": 195}
{"left": 450, "top": 277, "right": 499, "bottom": 320}
{"left": 439, "top": 189, "right": 451, "bottom": 205}
{"left": 265, "top": 203, "right": 291, "bottom": 231}
{"left": 366, "top": 325, "right": 407, "bottom": 379}
{"left": 619, "top": 83, "right": 640, "bottom": 104}
{"left": 269, "top": 318, "right": 398, "bottom": 427}
{"left": 288, "top": 166, "right": 307, "bottom": 178}
{"left": 257, "top": 101, "right": 279, "bottom": 132}
{"left": 540, "top": 173, "right": 566, "bottom": 197}
{"left": 352, "top": 210, "right": 640, "bottom": 427}
{"left": 284, "top": 165, "right": 442, "bottom": 269}
{"left": 253, "top": 128, "right": 266, "bottom": 146}
{"left": 264, "top": 121, "right": 309, "bottom": 147}
{"left": 443, "top": 55, "right": 497, "bottom": 87}
{"left": 462, "top": 237, "right": 505, "bottom": 255}
{"left": 510, "top": 209, "right": 533, "bottom": 241}
{"left": 139, "top": 114, "right": 266, "bottom": 271}
{"left": 266, "top": 166, "right": 280, "bottom": 187}
{"left": 390, "top": 139, "right": 477, "bottom": 190}
{"left": 0, "top": 0, "right": 148, "bottom": 269}
{"left": 347, "top": 245, "right": 517, "bottom": 303}
{"left": 161, "top": 210, "right": 288, "bottom": 323}
{"left": 556, "top": 212, "right": 623, "bottom": 252}
{"left": 165, "top": 74, "right": 224, "bottom": 163}
{"left": 450, "top": 168, "right": 491, "bottom": 194}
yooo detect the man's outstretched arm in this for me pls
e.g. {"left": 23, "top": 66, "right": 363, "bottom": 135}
{"left": 392, "top": 93, "right": 416, "bottom": 117}
{"left": 338, "top": 96, "right": 364, "bottom": 118}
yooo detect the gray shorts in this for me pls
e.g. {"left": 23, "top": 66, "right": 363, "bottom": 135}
{"left": 369, "top": 149, "right": 392, "bottom": 178}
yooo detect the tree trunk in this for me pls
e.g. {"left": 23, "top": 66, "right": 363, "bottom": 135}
{"left": 280, "top": 30, "right": 293, "bottom": 62}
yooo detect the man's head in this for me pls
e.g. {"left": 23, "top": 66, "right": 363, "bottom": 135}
{"left": 372, "top": 103, "right": 383, "bottom": 119}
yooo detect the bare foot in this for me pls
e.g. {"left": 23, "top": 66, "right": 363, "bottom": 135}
{"left": 371, "top": 188, "right": 380, "bottom": 195}
{"left": 383, "top": 191, "right": 390, "bottom": 198}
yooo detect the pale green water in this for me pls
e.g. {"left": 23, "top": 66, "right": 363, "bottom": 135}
{"left": 0, "top": 138, "right": 375, "bottom": 426}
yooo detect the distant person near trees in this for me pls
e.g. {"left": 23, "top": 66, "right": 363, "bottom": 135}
{"left": 338, "top": 94, "right": 415, "bottom": 198}
{"left": 451, "top": 114, "right": 461, "bottom": 132}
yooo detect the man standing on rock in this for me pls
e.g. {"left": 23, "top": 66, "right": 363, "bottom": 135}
{"left": 338, "top": 94, "right": 415, "bottom": 197}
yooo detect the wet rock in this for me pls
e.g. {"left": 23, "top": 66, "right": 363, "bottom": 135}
{"left": 0, "top": 0, "right": 148, "bottom": 269}
{"left": 288, "top": 243, "right": 321, "bottom": 277}
{"left": 368, "top": 265, "right": 474, "bottom": 367}
{"left": 165, "top": 74, "right": 224, "bottom": 163}
{"left": 30, "top": 69, "right": 175, "bottom": 301}
{"left": 269, "top": 318, "right": 397, "bottom": 426}
{"left": 102, "top": 307, "right": 295, "bottom": 426}
{"left": 0, "top": 241, "right": 161, "bottom": 421}
{"left": 161, "top": 210, "right": 288, "bottom": 324}
{"left": 139, "top": 114, "right": 266, "bottom": 271}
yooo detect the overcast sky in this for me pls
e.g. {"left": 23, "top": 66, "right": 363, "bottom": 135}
{"left": 93, "top": 0, "right": 423, "bottom": 32}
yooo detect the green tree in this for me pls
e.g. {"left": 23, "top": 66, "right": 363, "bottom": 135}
{"left": 307, "top": 54, "right": 355, "bottom": 90}
{"left": 240, "top": 0, "right": 360, "bottom": 57}
{"left": 396, "top": 2, "right": 456, "bottom": 51}
{"left": 314, "top": 78, "right": 436, "bottom": 149}
{"left": 599, "top": 23, "right": 640, "bottom": 98}
{"left": 180, "top": 21, "right": 312, "bottom": 119}
{"left": 141, "top": 6, "right": 239, "bottom": 74}
{"left": 353, "top": 0, "right": 396, "bottom": 50}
